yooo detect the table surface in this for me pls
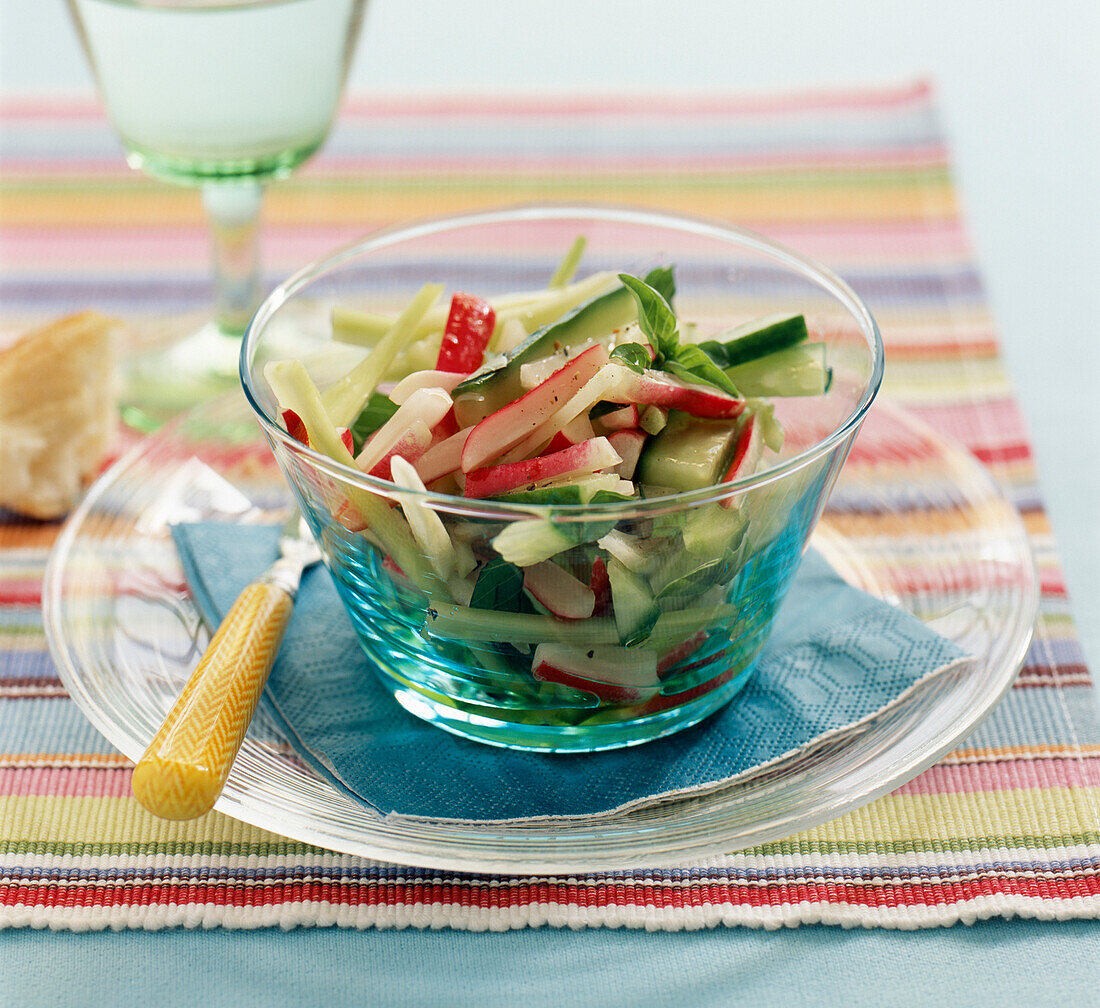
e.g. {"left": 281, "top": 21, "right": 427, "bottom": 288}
{"left": 2, "top": 1, "right": 1098, "bottom": 1005}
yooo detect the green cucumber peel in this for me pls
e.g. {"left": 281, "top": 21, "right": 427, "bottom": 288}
{"left": 700, "top": 314, "right": 809, "bottom": 370}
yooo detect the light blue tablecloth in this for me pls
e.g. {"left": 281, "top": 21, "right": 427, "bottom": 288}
{"left": 4, "top": 5, "right": 1097, "bottom": 1005}
{"left": 4, "top": 921, "right": 1098, "bottom": 1008}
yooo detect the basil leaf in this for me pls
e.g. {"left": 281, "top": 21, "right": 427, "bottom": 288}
{"left": 697, "top": 339, "right": 730, "bottom": 369}
{"left": 349, "top": 392, "right": 400, "bottom": 452}
{"left": 642, "top": 265, "right": 676, "bottom": 305}
{"left": 469, "top": 557, "right": 536, "bottom": 614}
{"left": 609, "top": 342, "right": 651, "bottom": 374}
{"left": 618, "top": 273, "right": 678, "bottom": 360}
{"left": 666, "top": 344, "right": 741, "bottom": 397}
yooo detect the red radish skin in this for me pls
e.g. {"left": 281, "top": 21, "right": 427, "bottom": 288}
{"left": 283, "top": 409, "right": 309, "bottom": 445}
{"left": 460, "top": 343, "right": 609, "bottom": 472}
{"left": 594, "top": 404, "right": 640, "bottom": 433}
{"left": 436, "top": 293, "right": 496, "bottom": 374}
{"left": 616, "top": 369, "right": 745, "bottom": 419}
{"left": 637, "top": 666, "right": 737, "bottom": 715}
{"left": 367, "top": 421, "right": 432, "bottom": 480}
{"left": 355, "top": 387, "right": 452, "bottom": 475}
{"left": 334, "top": 499, "right": 367, "bottom": 533}
{"left": 540, "top": 431, "right": 574, "bottom": 456}
{"left": 589, "top": 556, "right": 612, "bottom": 616}
{"left": 719, "top": 415, "right": 764, "bottom": 508}
{"left": 522, "top": 561, "right": 596, "bottom": 620}
{"left": 606, "top": 428, "right": 647, "bottom": 480}
{"left": 656, "top": 631, "right": 708, "bottom": 674}
{"left": 531, "top": 644, "right": 660, "bottom": 703}
{"left": 431, "top": 407, "right": 460, "bottom": 442}
{"left": 463, "top": 436, "right": 621, "bottom": 499}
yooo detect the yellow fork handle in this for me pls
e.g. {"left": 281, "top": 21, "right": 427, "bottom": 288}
{"left": 131, "top": 581, "right": 293, "bottom": 820}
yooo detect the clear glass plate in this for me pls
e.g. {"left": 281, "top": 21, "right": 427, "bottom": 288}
{"left": 43, "top": 394, "right": 1039, "bottom": 873}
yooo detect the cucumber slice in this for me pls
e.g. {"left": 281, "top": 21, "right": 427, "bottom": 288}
{"left": 635, "top": 412, "right": 741, "bottom": 492}
{"left": 491, "top": 505, "right": 618, "bottom": 566}
{"left": 724, "top": 342, "right": 830, "bottom": 397}
{"left": 699, "top": 313, "right": 808, "bottom": 369}
{"left": 650, "top": 504, "right": 747, "bottom": 599}
{"left": 495, "top": 472, "right": 630, "bottom": 507}
{"left": 606, "top": 556, "right": 660, "bottom": 646}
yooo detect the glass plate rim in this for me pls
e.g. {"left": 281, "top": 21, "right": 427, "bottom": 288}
{"left": 42, "top": 395, "right": 1039, "bottom": 873}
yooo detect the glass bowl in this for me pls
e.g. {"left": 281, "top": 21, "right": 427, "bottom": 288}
{"left": 240, "top": 204, "right": 884, "bottom": 752}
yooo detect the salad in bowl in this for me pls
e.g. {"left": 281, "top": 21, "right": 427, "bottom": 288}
{"left": 241, "top": 206, "right": 882, "bottom": 751}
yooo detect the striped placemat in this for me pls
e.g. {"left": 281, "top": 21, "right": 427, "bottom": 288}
{"left": 2, "top": 82, "right": 1098, "bottom": 930}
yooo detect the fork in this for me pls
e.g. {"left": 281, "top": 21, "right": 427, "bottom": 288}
{"left": 131, "top": 513, "right": 322, "bottom": 820}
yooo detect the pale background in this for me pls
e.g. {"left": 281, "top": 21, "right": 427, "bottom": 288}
{"left": 2, "top": 0, "right": 1098, "bottom": 666}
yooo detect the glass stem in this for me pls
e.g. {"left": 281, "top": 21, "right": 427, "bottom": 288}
{"left": 202, "top": 181, "right": 264, "bottom": 336}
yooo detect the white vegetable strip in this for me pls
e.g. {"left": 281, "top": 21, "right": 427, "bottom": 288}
{"left": 389, "top": 455, "right": 456, "bottom": 581}
{"left": 354, "top": 387, "right": 452, "bottom": 474}
{"left": 262, "top": 359, "right": 429, "bottom": 589}
{"left": 389, "top": 370, "right": 467, "bottom": 404}
{"left": 362, "top": 418, "right": 433, "bottom": 474}
{"left": 323, "top": 283, "right": 443, "bottom": 427}
{"left": 414, "top": 426, "right": 473, "bottom": 484}
{"left": 494, "top": 318, "right": 529, "bottom": 354}
{"left": 504, "top": 363, "right": 631, "bottom": 462}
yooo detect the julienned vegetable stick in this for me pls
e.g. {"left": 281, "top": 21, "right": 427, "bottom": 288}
{"left": 331, "top": 272, "right": 618, "bottom": 352}
{"left": 389, "top": 456, "right": 457, "bottom": 581}
{"left": 323, "top": 283, "right": 443, "bottom": 429}
{"left": 548, "top": 235, "right": 587, "bottom": 289}
{"left": 354, "top": 387, "right": 452, "bottom": 474}
{"left": 264, "top": 358, "right": 434, "bottom": 592}
{"left": 423, "top": 597, "right": 740, "bottom": 646}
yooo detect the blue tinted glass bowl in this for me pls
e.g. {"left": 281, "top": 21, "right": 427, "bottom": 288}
{"left": 241, "top": 205, "right": 883, "bottom": 751}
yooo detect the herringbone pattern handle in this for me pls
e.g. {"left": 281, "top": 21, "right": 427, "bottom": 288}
{"left": 131, "top": 582, "right": 293, "bottom": 820}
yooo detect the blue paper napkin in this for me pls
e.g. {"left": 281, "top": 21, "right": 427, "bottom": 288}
{"left": 172, "top": 523, "right": 966, "bottom": 822}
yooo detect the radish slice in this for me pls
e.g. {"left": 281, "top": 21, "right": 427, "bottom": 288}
{"left": 366, "top": 419, "right": 432, "bottom": 480}
{"left": 607, "top": 428, "right": 646, "bottom": 480}
{"left": 464, "top": 436, "right": 621, "bottom": 499}
{"left": 523, "top": 561, "right": 596, "bottom": 620}
{"left": 415, "top": 426, "right": 473, "bottom": 484}
{"left": 355, "top": 387, "right": 452, "bottom": 475}
{"left": 532, "top": 644, "right": 659, "bottom": 703}
{"left": 460, "top": 344, "right": 609, "bottom": 472}
{"left": 593, "top": 404, "right": 640, "bottom": 433}
{"left": 719, "top": 415, "right": 764, "bottom": 508}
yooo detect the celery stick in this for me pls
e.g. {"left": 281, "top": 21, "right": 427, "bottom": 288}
{"left": 424, "top": 598, "right": 739, "bottom": 645}
{"left": 332, "top": 306, "right": 441, "bottom": 348}
{"left": 548, "top": 236, "right": 587, "bottom": 288}
{"left": 333, "top": 273, "right": 619, "bottom": 354}
{"left": 323, "top": 283, "right": 443, "bottom": 427}
{"left": 264, "top": 358, "right": 433, "bottom": 591}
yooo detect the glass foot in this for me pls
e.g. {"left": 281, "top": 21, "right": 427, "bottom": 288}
{"left": 119, "top": 323, "right": 243, "bottom": 432}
